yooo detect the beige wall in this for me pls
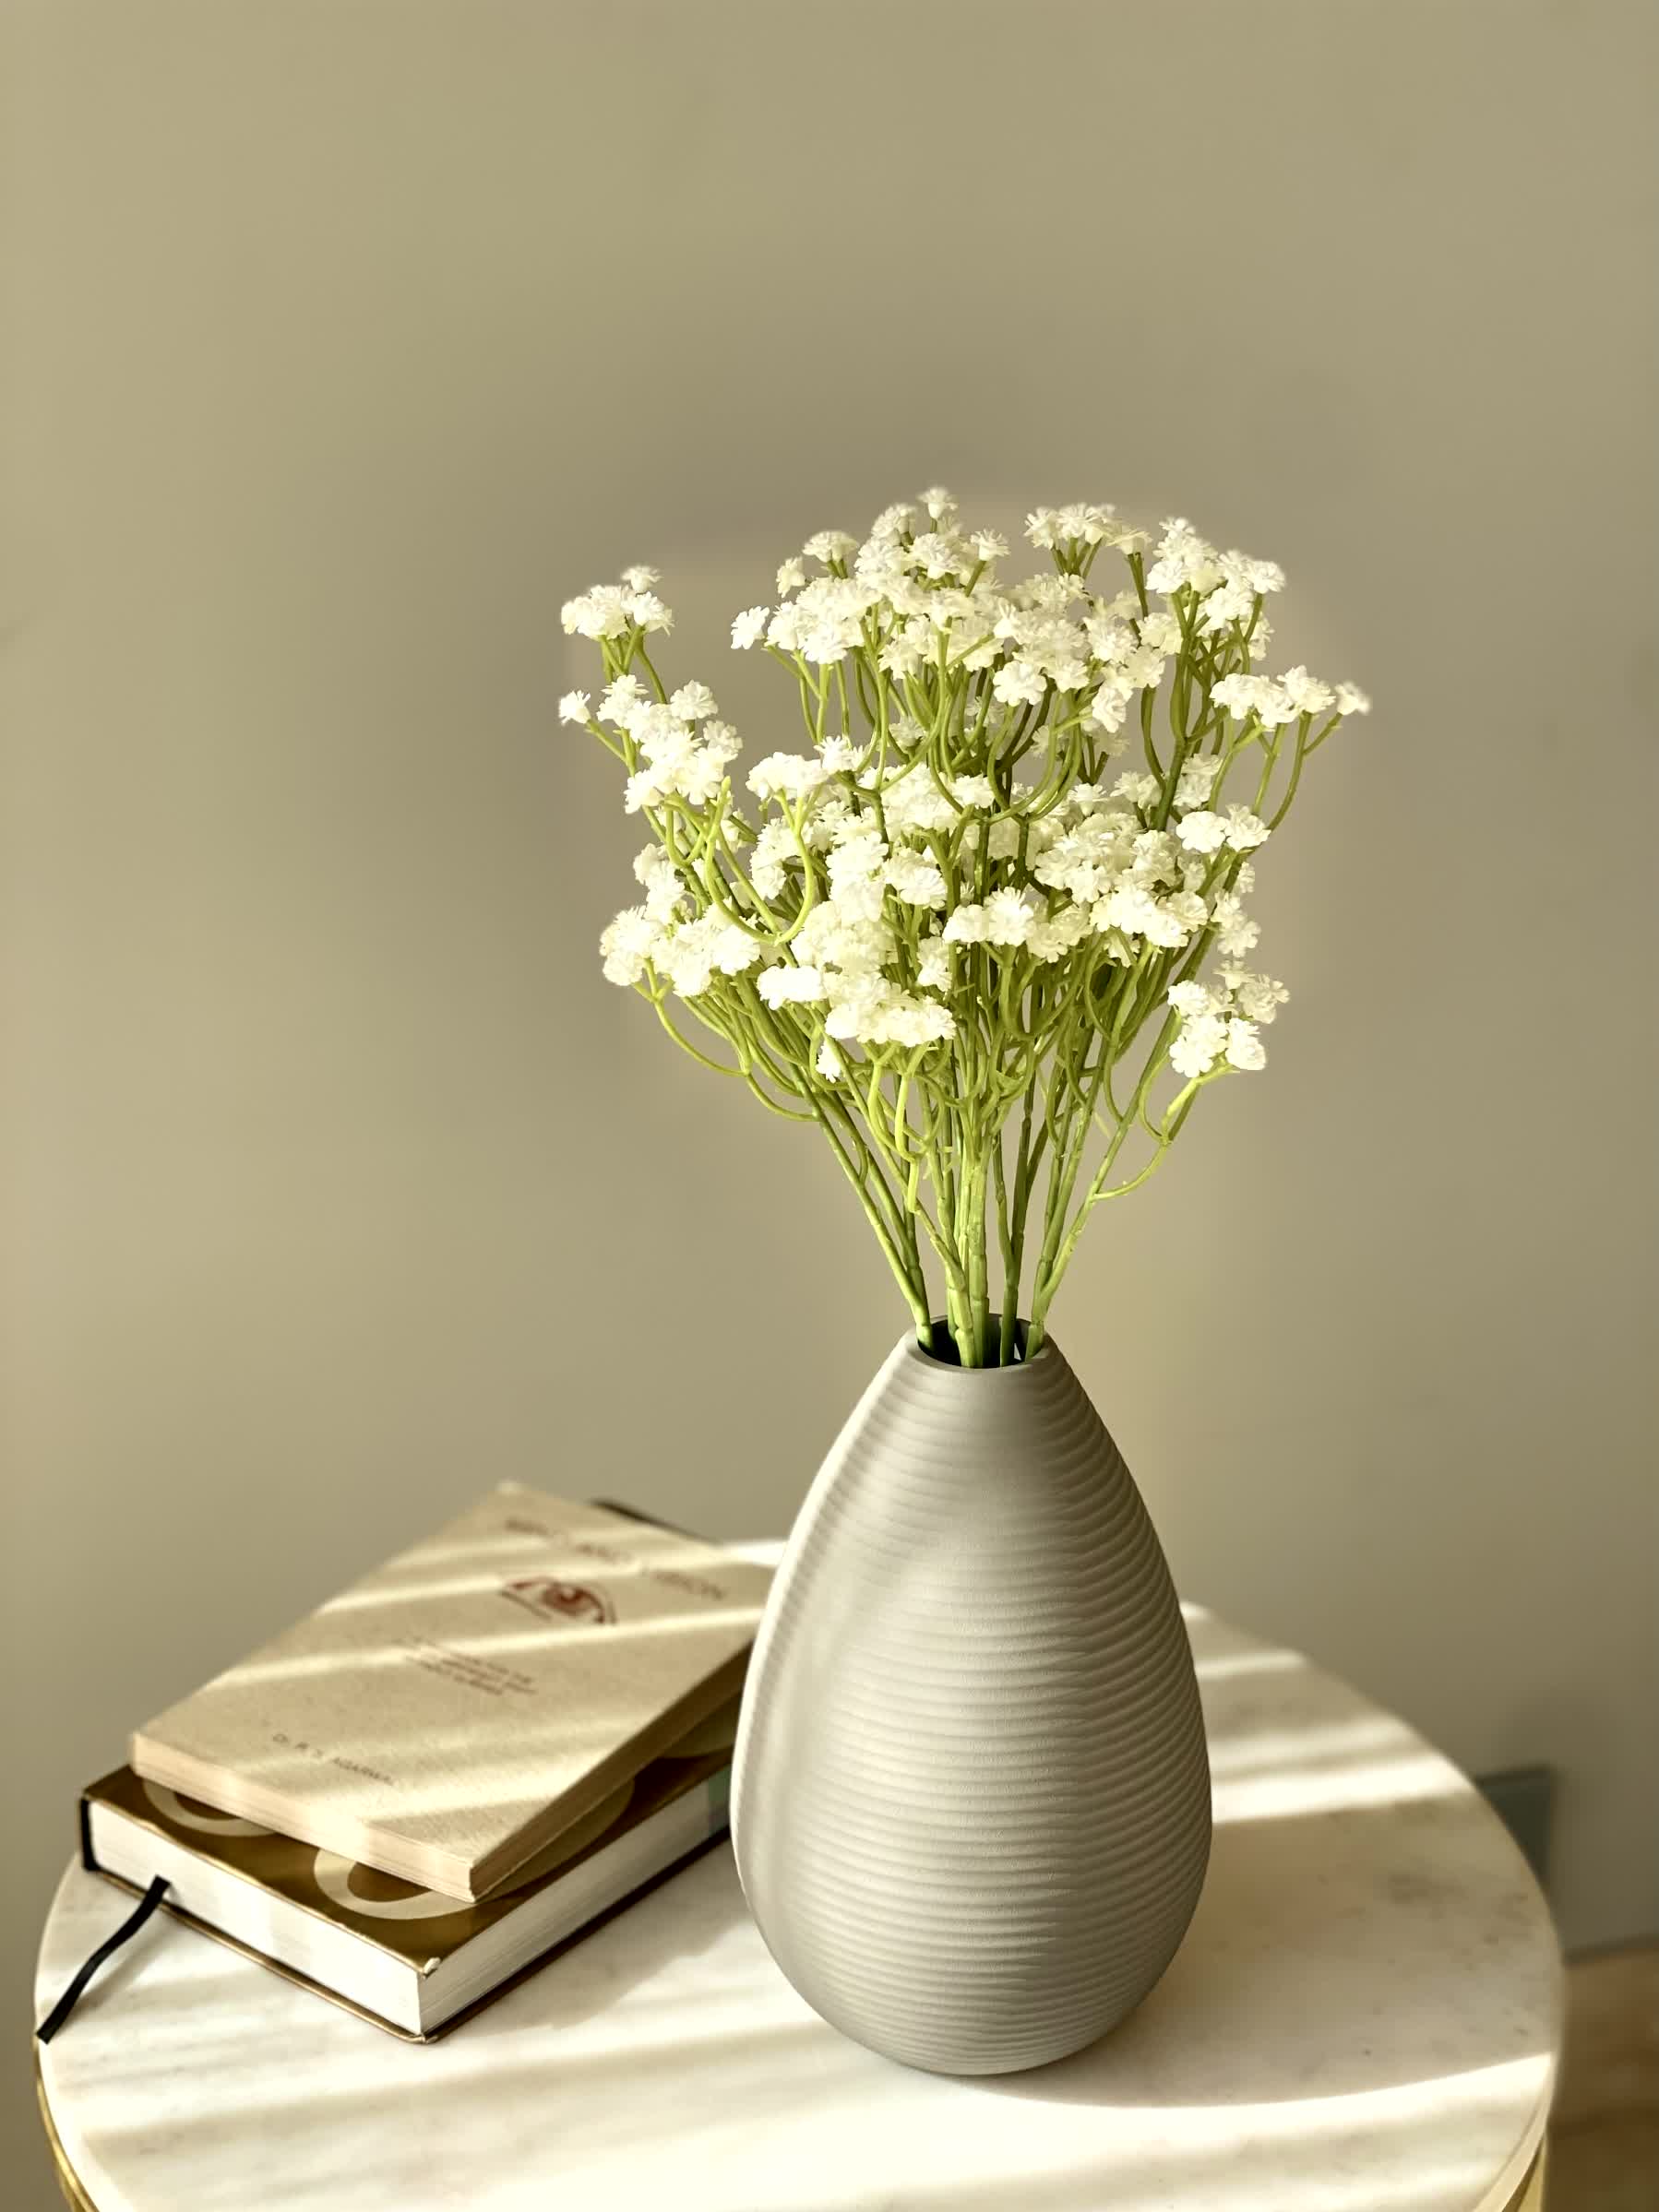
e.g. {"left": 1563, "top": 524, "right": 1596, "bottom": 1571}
{"left": 5, "top": 0, "right": 1655, "bottom": 2197}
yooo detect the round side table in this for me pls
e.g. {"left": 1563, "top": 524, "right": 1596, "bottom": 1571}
{"left": 34, "top": 1605, "right": 1560, "bottom": 2212}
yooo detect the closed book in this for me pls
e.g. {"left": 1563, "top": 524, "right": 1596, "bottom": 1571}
{"left": 82, "top": 1701, "right": 737, "bottom": 2040}
{"left": 130, "top": 1487, "right": 771, "bottom": 1901}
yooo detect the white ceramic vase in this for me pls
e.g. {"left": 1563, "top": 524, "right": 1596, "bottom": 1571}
{"left": 730, "top": 1326, "right": 1211, "bottom": 2076}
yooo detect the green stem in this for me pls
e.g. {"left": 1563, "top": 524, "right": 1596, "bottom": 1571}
{"left": 809, "top": 1100, "right": 930, "bottom": 1334}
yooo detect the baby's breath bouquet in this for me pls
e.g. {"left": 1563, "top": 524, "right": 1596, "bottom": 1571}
{"left": 562, "top": 492, "right": 1367, "bottom": 1369}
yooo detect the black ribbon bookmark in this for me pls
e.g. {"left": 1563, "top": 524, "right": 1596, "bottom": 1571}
{"left": 36, "top": 1878, "right": 170, "bottom": 2043}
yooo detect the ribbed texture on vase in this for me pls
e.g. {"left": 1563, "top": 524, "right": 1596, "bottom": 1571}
{"left": 731, "top": 1330, "right": 1211, "bottom": 2075}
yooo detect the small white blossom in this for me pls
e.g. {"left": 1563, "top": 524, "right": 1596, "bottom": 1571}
{"left": 970, "top": 529, "right": 1009, "bottom": 561}
{"left": 942, "top": 902, "right": 992, "bottom": 945}
{"left": 882, "top": 765, "right": 959, "bottom": 835}
{"left": 747, "top": 819, "right": 798, "bottom": 900}
{"left": 804, "top": 794, "right": 855, "bottom": 853}
{"left": 710, "top": 922, "right": 763, "bottom": 976}
{"left": 1093, "top": 883, "right": 1156, "bottom": 941}
{"left": 827, "top": 830, "right": 889, "bottom": 922}
{"left": 1154, "top": 890, "right": 1209, "bottom": 945}
{"left": 599, "top": 906, "right": 662, "bottom": 986}
{"left": 1223, "top": 806, "right": 1271, "bottom": 852}
{"left": 1146, "top": 518, "right": 1223, "bottom": 597}
{"left": 657, "top": 922, "right": 718, "bottom": 998}
{"left": 1008, "top": 574, "right": 1080, "bottom": 617}
{"left": 765, "top": 604, "right": 806, "bottom": 652}
{"left": 698, "top": 722, "right": 742, "bottom": 790}
{"left": 1335, "top": 683, "right": 1372, "bottom": 716}
{"left": 794, "top": 899, "right": 894, "bottom": 979}
{"left": 949, "top": 775, "right": 997, "bottom": 810}
{"left": 747, "top": 752, "right": 830, "bottom": 803}
{"left": 1225, "top": 1017, "right": 1267, "bottom": 1071}
{"left": 885, "top": 849, "right": 948, "bottom": 907}
{"left": 1032, "top": 824, "right": 1116, "bottom": 904}
{"left": 1255, "top": 684, "right": 1299, "bottom": 729}
{"left": 561, "top": 584, "right": 634, "bottom": 640}
{"left": 1131, "top": 828, "right": 1180, "bottom": 884}
{"left": 1085, "top": 609, "right": 1133, "bottom": 660}
{"left": 1054, "top": 502, "right": 1114, "bottom": 547}
{"left": 1175, "top": 810, "right": 1229, "bottom": 854}
{"left": 879, "top": 629, "right": 925, "bottom": 680}
{"left": 1211, "top": 673, "right": 1263, "bottom": 720}
{"left": 824, "top": 978, "right": 955, "bottom": 1049}
{"left": 804, "top": 529, "right": 857, "bottom": 565}
{"left": 916, "top": 937, "right": 952, "bottom": 991}
{"left": 1223, "top": 970, "right": 1290, "bottom": 1023}
{"left": 1175, "top": 755, "right": 1222, "bottom": 810}
{"left": 731, "top": 605, "right": 770, "bottom": 650}
{"left": 620, "top": 565, "right": 660, "bottom": 591}
{"left": 801, "top": 624, "right": 853, "bottom": 667}
{"left": 1027, "top": 902, "right": 1090, "bottom": 962}
{"left": 558, "top": 690, "right": 591, "bottom": 725}
{"left": 1211, "top": 673, "right": 1296, "bottom": 728}
{"left": 1228, "top": 552, "right": 1285, "bottom": 595}
{"left": 1168, "top": 981, "right": 1218, "bottom": 1019}
{"left": 1169, "top": 1012, "right": 1228, "bottom": 1079}
{"left": 627, "top": 592, "right": 673, "bottom": 634}
{"left": 599, "top": 674, "right": 646, "bottom": 726}
{"left": 920, "top": 485, "right": 955, "bottom": 520}
{"left": 992, "top": 659, "right": 1047, "bottom": 707}
{"left": 1211, "top": 892, "right": 1260, "bottom": 957}
{"left": 816, "top": 1039, "right": 845, "bottom": 1080}
{"left": 1086, "top": 674, "right": 1134, "bottom": 734}
{"left": 758, "top": 963, "right": 826, "bottom": 1006}
{"left": 633, "top": 845, "right": 685, "bottom": 923}
{"left": 1197, "top": 577, "right": 1256, "bottom": 636}
{"left": 984, "top": 887, "right": 1037, "bottom": 945}
{"left": 670, "top": 681, "right": 717, "bottom": 723}
{"left": 911, "top": 530, "right": 966, "bottom": 580}
{"left": 1281, "top": 666, "right": 1334, "bottom": 717}
{"left": 776, "top": 558, "right": 806, "bottom": 595}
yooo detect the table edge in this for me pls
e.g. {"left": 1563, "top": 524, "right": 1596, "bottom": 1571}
{"left": 35, "top": 2050, "right": 99, "bottom": 2212}
{"left": 32, "top": 2003, "right": 1555, "bottom": 2212}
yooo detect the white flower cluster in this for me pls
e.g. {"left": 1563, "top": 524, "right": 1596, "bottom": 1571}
{"left": 579, "top": 674, "right": 744, "bottom": 815}
{"left": 563, "top": 497, "right": 1367, "bottom": 1079}
{"left": 1166, "top": 970, "right": 1290, "bottom": 1078}
{"left": 559, "top": 565, "right": 674, "bottom": 641}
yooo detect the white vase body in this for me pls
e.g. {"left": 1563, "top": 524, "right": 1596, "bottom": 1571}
{"left": 730, "top": 1328, "right": 1211, "bottom": 2075}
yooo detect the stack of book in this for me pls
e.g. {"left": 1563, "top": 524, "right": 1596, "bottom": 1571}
{"left": 79, "top": 1487, "right": 772, "bottom": 2039}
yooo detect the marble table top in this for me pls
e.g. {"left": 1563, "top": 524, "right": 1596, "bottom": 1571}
{"left": 35, "top": 1602, "right": 1561, "bottom": 2212}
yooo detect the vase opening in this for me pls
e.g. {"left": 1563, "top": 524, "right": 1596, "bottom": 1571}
{"left": 917, "top": 1315, "right": 1037, "bottom": 1369}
